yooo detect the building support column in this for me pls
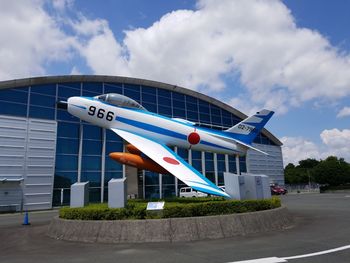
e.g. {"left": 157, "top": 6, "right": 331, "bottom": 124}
{"left": 77, "top": 124, "right": 83, "bottom": 182}
{"left": 201, "top": 151, "right": 206, "bottom": 176}
{"left": 214, "top": 153, "right": 218, "bottom": 185}
{"left": 159, "top": 173, "right": 163, "bottom": 199}
{"left": 225, "top": 154, "right": 229, "bottom": 172}
{"left": 122, "top": 144, "right": 126, "bottom": 179}
{"left": 236, "top": 155, "right": 240, "bottom": 175}
{"left": 100, "top": 128, "right": 106, "bottom": 203}
{"left": 174, "top": 147, "right": 178, "bottom": 196}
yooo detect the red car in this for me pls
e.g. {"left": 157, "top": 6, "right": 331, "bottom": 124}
{"left": 270, "top": 184, "right": 288, "bottom": 195}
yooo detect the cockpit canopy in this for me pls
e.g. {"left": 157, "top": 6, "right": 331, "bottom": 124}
{"left": 95, "top": 93, "right": 147, "bottom": 111}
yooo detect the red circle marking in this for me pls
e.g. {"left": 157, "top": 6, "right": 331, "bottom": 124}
{"left": 188, "top": 132, "right": 200, "bottom": 145}
{"left": 163, "top": 157, "right": 180, "bottom": 165}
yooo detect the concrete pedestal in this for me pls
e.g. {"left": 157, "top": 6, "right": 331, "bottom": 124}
{"left": 108, "top": 178, "right": 127, "bottom": 208}
{"left": 243, "top": 174, "right": 264, "bottom": 200}
{"left": 70, "top": 182, "right": 89, "bottom": 208}
{"left": 223, "top": 172, "right": 245, "bottom": 200}
{"left": 261, "top": 175, "right": 272, "bottom": 199}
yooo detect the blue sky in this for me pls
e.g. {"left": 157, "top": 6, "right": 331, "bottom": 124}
{"left": 0, "top": 0, "right": 349, "bottom": 165}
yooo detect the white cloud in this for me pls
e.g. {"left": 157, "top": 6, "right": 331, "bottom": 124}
{"left": 0, "top": 0, "right": 76, "bottom": 80}
{"left": 52, "top": 0, "right": 74, "bottom": 12}
{"left": 337, "top": 106, "right": 350, "bottom": 118}
{"left": 320, "top": 128, "right": 350, "bottom": 158}
{"left": 74, "top": 0, "right": 350, "bottom": 114}
{"left": 1, "top": 0, "right": 350, "bottom": 116}
{"left": 281, "top": 128, "right": 350, "bottom": 165}
{"left": 281, "top": 136, "right": 322, "bottom": 165}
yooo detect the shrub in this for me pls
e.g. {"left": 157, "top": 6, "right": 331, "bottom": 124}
{"left": 59, "top": 197, "right": 281, "bottom": 220}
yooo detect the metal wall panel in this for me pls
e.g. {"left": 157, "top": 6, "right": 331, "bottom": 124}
{"left": 0, "top": 115, "right": 57, "bottom": 211}
{"left": 246, "top": 144, "right": 284, "bottom": 185}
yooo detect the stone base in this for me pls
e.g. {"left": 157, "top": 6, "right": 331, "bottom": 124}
{"left": 47, "top": 206, "right": 294, "bottom": 243}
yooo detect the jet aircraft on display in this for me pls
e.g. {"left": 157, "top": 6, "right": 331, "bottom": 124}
{"left": 65, "top": 93, "right": 274, "bottom": 198}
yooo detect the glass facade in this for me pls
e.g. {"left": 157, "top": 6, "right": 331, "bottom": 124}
{"left": 0, "top": 79, "right": 280, "bottom": 205}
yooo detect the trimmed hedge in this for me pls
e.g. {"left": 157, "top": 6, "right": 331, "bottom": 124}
{"left": 59, "top": 197, "right": 281, "bottom": 220}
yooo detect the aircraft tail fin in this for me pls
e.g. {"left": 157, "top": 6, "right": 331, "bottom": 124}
{"left": 224, "top": 109, "right": 274, "bottom": 145}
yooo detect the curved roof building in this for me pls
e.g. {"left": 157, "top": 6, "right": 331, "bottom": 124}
{"left": 0, "top": 76, "right": 283, "bottom": 210}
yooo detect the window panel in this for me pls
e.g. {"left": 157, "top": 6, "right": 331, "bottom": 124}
{"left": 173, "top": 108, "right": 186, "bottom": 118}
{"left": 222, "top": 117, "right": 232, "bottom": 127}
{"left": 81, "top": 155, "right": 101, "bottom": 171}
{"left": 172, "top": 92, "right": 184, "bottom": 101}
{"left": 106, "top": 141, "right": 123, "bottom": 153}
{"left": 191, "top": 150, "right": 201, "bottom": 159}
{"left": 157, "top": 89, "right": 171, "bottom": 98}
{"left": 83, "top": 124, "right": 102, "bottom": 140}
{"left": 83, "top": 140, "right": 102, "bottom": 155}
{"left": 57, "top": 109, "right": 79, "bottom": 122}
{"left": 210, "top": 105, "right": 221, "bottom": 116}
{"left": 57, "top": 122, "right": 79, "bottom": 138}
{"left": 56, "top": 138, "right": 79, "bottom": 154}
{"left": 31, "top": 84, "right": 56, "bottom": 96}
{"left": 142, "top": 103, "right": 157, "bottom": 113}
{"left": 206, "top": 172, "right": 215, "bottom": 184}
{"left": 105, "top": 171, "right": 123, "bottom": 183}
{"left": 82, "top": 90, "right": 100, "bottom": 97}
{"left": 145, "top": 171, "right": 159, "bottom": 185}
{"left": 83, "top": 82, "right": 103, "bottom": 93}
{"left": 192, "top": 160, "right": 202, "bottom": 172}
{"left": 54, "top": 171, "right": 77, "bottom": 188}
{"left": 157, "top": 96, "right": 171, "bottom": 106}
{"left": 30, "top": 93, "right": 56, "bottom": 108}
{"left": 124, "top": 89, "right": 140, "bottom": 101}
{"left": 142, "top": 93, "right": 156, "bottom": 104}
{"left": 161, "top": 173, "right": 174, "bottom": 184}
{"left": 124, "top": 84, "right": 140, "bottom": 92}
{"left": 158, "top": 105, "right": 172, "bottom": 116}
{"left": 186, "top": 95, "right": 197, "bottom": 104}
{"left": 0, "top": 89, "right": 28, "bottom": 104}
{"left": 186, "top": 111, "right": 198, "bottom": 121}
{"left": 81, "top": 171, "right": 101, "bottom": 187}
{"left": 106, "top": 130, "right": 123, "bottom": 142}
{"left": 104, "top": 83, "right": 123, "bottom": 94}
{"left": 105, "top": 158, "right": 122, "bottom": 171}
{"left": 199, "top": 113, "right": 210, "bottom": 123}
{"left": 141, "top": 85, "right": 155, "bottom": 94}
{"left": 55, "top": 154, "right": 78, "bottom": 171}
{"left": 211, "top": 115, "right": 222, "bottom": 126}
{"left": 0, "top": 101, "right": 27, "bottom": 117}
{"left": 172, "top": 99, "right": 185, "bottom": 109}
{"left": 29, "top": 105, "right": 54, "bottom": 119}
{"left": 186, "top": 103, "right": 198, "bottom": 112}
{"left": 162, "top": 185, "right": 175, "bottom": 198}
{"left": 145, "top": 185, "right": 160, "bottom": 199}
{"left": 58, "top": 85, "right": 80, "bottom": 99}
{"left": 177, "top": 148, "right": 188, "bottom": 161}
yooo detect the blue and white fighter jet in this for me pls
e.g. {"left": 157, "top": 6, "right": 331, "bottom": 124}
{"left": 66, "top": 93, "right": 274, "bottom": 198}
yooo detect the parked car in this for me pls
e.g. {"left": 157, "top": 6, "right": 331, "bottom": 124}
{"left": 179, "top": 187, "right": 208, "bottom": 198}
{"left": 270, "top": 184, "right": 288, "bottom": 195}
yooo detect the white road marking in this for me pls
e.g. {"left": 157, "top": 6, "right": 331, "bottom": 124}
{"left": 229, "top": 257, "right": 286, "bottom": 263}
{"left": 282, "top": 244, "right": 350, "bottom": 260}
{"left": 229, "top": 244, "right": 350, "bottom": 263}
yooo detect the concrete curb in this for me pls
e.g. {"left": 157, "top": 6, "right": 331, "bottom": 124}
{"left": 47, "top": 206, "right": 294, "bottom": 243}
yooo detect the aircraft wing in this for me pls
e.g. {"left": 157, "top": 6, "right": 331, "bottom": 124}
{"left": 111, "top": 128, "right": 230, "bottom": 198}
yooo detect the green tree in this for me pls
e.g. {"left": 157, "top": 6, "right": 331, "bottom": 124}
{"left": 312, "top": 156, "right": 350, "bottom": 186}
{"left": 284, "top": 158, "right": 320, "bottom": 184}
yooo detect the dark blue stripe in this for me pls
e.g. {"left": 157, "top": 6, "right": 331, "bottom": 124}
{"left": 72, "top": 104, "right": 86, "bottom": 110}
{"left": 116, "top": 116, "right": 187, "bottom": 140}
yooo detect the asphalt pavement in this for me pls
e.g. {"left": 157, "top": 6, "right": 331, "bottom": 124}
{"left": 0, "top": 193, "right": 349, "bottom": 263}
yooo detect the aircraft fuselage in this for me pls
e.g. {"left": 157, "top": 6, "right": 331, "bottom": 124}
{"left": 67, "top": 96, "right": 245, "bottom": 156}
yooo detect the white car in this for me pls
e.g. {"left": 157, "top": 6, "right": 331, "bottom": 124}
{"left": 179, "top": 187, "right": 208, "bottom": 198}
